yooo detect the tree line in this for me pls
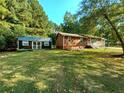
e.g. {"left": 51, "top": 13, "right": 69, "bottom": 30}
{"left": 0, "top": 0, "right": 55, "bottom": 50}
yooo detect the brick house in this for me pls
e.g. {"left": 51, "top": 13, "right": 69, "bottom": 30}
{"left": 56, "top": 32, "right": 105, "bottom": 50}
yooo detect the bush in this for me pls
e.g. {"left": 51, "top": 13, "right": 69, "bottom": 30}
{"left": 0, "top": 35, "right": 6, "bottom": 50}
{"left": 49, "top": 33, "right": 56, "bottom": 45}
{"left": 0, "top": 26, "right": 26, "bottom": 50}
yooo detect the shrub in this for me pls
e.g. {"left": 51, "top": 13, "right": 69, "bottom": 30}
{"left": 0, "top": 35, "right": 6, "bottom": 50}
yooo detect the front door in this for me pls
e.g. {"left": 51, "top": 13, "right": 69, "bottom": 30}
{"left": 33, "top": 42, "right": 37, "bottom": 49}
{"left": 37, "top": 42, "right": 42, "bottom": 49}
{"left": 32, "top": 42, "right": 42, "bottom": 50}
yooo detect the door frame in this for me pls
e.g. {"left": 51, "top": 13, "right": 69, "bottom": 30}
{"left": 32, "top": 41, "right": 42, "bottom": 50}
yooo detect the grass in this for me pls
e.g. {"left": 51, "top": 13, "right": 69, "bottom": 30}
{"left": 0, "top": 48, "right": 124, "bottom": 93}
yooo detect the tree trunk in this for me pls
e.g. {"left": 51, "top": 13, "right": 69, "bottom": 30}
{"left": 103, "top": 13, "right": 124, "bottom": 55}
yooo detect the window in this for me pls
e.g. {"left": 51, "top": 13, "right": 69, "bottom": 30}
{"left": 44, "top": 41, "right": 49, "bottom": 46}
{"left": 22, "top": 41, "right": 29, "bottom": 46}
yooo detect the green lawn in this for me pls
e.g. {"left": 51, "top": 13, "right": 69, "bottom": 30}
{"left": 0, "top": 48, "right": 124, "bottom": 93}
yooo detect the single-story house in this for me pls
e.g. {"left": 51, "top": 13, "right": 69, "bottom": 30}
{"left": 56, "top": 32, "right": 105, "bottom": 50}
{"left": 17, "top": 36, "right": 52, "bottom": 50}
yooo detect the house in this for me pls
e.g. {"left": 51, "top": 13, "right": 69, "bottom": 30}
{"left": 56, "top": 32, "right": 105, "bottom": 50}
{"left": 17, "top": 36, "right": 52, "bottom": 50}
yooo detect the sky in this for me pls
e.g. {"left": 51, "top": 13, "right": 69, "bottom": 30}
{"left": 39, "top": 0, "right": 82, "bottom": 24}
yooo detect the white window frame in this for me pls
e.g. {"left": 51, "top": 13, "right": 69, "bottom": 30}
{"left": 44, "top": 41, "right": 49, "bottom": 46}
{"left": 22, "top": 41, "right": 29, "bottom": 46}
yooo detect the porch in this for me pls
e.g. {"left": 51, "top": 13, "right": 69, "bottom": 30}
{"left": 17, "top": 36, "right": 52, "bottom": 50}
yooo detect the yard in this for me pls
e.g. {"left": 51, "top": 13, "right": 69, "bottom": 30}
{"left": 0, "top": 48, "right": 124, "bottom": 93}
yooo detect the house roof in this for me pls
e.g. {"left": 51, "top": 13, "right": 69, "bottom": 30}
{"left": 82, "top": 34, "right": 105, "bottom": 40}
{"left": 58, "top": 32, "right": 83, "bottom": 37}
{"left": 17, "top": 36, "right": 52, "bottom": 42}
{"left": 57, "top": 32, "right": 104, "bottom": 39}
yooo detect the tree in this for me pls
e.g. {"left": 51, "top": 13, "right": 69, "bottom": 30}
{"left": 79, "top": 16, "right": 98, "bottom": 35}
{"left": 0, "top": 6, "right": 11, "bottom": 20}
{"left": 79, "top": 0, "right": 124, "bottom": 55}
{"left": 1, "top": 0, "right": 50, "bottom": 35}
{"left": 0, "top": 0, "right": 52, "bottom": 50}
{"left": 62, "top": 12, "right": 80, "bottom": 34}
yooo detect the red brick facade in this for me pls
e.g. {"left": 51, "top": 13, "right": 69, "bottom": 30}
{"left": 56, "top": 32, "right": 105, "bottom": 50}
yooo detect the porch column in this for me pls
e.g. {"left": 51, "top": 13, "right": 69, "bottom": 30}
{"left": 32, "top": 41, "right": 34, "bottom": 49}
{"left": 36, "top": 42, "right": 38, "bottom": 49}
{"left": 17, "top": 40, "right": 19, "bottom": 50}
{"left": 40, "top": 42, "right": 42, "bottom": 49}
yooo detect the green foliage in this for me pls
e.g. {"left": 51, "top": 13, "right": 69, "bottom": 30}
{"left": 0, "top": 21, "right": 12, "bottom": 28}
{"left": 0, "top": 0, "right": 50, "bottom": 36}
{"left": 78, "top": 0, "right": 124, "bottom": 46}
{"left": 0, "top": 5, "right": 10, "bottom": 20}
{"left": 48, "top": 33, "right": 56, "bottom": 45}
{"left": 11, "top": 25, "right": 26, "bottom": 37}
{"left": 0, "top": 0, "right": 5, "bottom": 5}
{"left": 0, "top": 0, "right": 54, "bottom": 50}
{"left": 0, "top": 26, "right": 26, "bottom": 49}
{"left": 0, "top": 35, "right": 6, "bottom": 50}
{"left": 62, "top": 12, "right": 80, "bottom": 34}
{"left": 60, "top": 0, "right": 124, "bottom": 47}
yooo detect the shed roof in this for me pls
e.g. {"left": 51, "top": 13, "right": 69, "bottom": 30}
{"left": 58, "top": 32, "right": 83, "bottom": 37}
{"left": 17, "top": 36, "right": 52, "bottom": 42}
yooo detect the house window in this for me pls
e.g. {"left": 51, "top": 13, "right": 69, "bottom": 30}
{"left": 44, "top": 41, "right": 49, "bottom": 46}
{"left": 22, "top": 41, "right": 29, "bottom": 46}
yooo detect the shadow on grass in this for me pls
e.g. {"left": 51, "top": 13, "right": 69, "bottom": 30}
{"left": 0, "top": 49, "right": 124, "bottom": 93}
